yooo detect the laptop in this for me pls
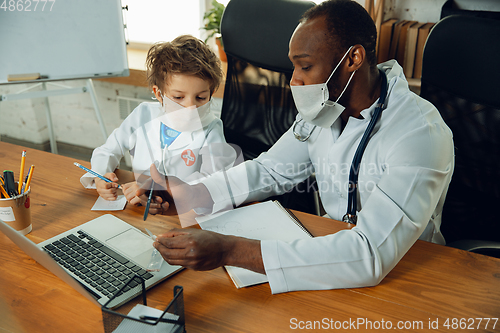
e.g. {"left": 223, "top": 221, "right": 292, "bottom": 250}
{"left": 0, "top": 214, "right": 183, "bottom": 309}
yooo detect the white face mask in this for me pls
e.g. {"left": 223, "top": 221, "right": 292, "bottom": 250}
{"left": 290, "top": 46, "right": 356, "bottom": 129}
{"left": 160, "top": 95, "right": 215, "bottom": 132}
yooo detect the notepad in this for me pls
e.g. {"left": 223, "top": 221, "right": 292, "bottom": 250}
{"left": 196, "top": 201, "right": 312, "bottom": 288}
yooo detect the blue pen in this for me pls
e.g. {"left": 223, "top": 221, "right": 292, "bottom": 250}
{"left": 143, "top": 180, "right": 155, "bottom": 221}
{"left": 73, "top": 162, "right": 122, "bottom": 189}
{"left": 21, "top": 167, "right": 31, "bottom": 194}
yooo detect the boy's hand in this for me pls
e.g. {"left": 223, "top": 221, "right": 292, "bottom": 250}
{"left": 121, "top": 181, "right": 141, "bottom": 206}
{"left": 95, "top": 172, "right": 119, "bottom": 200}
{"left": 137, "top": 164, "right": 214, "bottom": 216}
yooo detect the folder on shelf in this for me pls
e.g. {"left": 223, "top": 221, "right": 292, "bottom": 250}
{"left": 404, "top": 22, "right": 426, "bottom": 78}
{"left": 396, "top": 20, "right": 418, "bottom": 66}
{"left": 377, "top": 18, "right": 398, "bottom": 63}
{"left": 412, "top": 23, "right": 435, "bottom": 79}
{"left": 388, "top": 20, "right": 407, "bottom": 60}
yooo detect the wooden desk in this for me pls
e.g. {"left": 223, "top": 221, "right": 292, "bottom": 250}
{"left": 0, "top": 141, "right": 499, "bottom": 332}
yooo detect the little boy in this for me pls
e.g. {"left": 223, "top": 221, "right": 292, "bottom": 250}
{"left": 80, "top": 35, "right": 237, "bottom": 205}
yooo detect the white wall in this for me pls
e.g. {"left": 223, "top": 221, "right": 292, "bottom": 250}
{"left": 383, "top": 0, "right": 447, "bottom": 23}
{"left": 122, "top": 0, "right": 204, "bottom": 44}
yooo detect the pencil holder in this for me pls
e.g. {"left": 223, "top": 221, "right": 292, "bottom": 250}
{"left": 0, "top": 184, "right": 31, "bottom": 235}
{"left": 101, "top": 275, "right": 185, "bottom": 333}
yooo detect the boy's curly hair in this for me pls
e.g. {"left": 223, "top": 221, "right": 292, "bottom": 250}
{"left": 146, "top": 35, "right": 223, "bottom": 95}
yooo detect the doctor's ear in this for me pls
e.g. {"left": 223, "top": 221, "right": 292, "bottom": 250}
{"left": 347, "top": 45, "right": 365, "bottom": 71}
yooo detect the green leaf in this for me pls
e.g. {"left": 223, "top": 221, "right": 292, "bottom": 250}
{"left": 201, "top": 0, "right": 225, "bottom": 39}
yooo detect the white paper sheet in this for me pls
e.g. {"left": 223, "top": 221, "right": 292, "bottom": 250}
{"left": 91, "top": 195, "right": 127, "bottom": 211}
{"left": 196, "top": 201, "right": 311, "bottom": 288}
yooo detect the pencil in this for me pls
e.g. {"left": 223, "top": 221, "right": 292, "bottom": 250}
{"left": 18, "top": 150, "right": 26, "bottom": 194}
{"left": 73, "top": 162, "right": 122, "bottom": 189}
{"left": 24, "top": 165, "right": 34, "bottom": 193}
{"left": 0, "top": 183, "right": 9, "bottom": 198}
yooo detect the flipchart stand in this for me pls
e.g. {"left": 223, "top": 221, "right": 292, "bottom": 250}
{"left": 0, "top": 79, "right": 108, "bottom": 154}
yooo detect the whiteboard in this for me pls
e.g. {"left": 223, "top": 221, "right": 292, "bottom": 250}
{"left": 0, "top": 0, "right": 129, "bottom": 85}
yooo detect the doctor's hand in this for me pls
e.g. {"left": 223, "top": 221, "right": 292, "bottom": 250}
{"left": 95, "top": 172, "right": 119, "bottom": 201}
{"left": 136, "top": 164, "right": 214, "bottom": 215}
{"left": 121, "top": 181, "right": 141, "bottom": 206}
{"left": 154, "top": 228, "right": 264, "bottom": 273}
{"left": 154, "top": 228, "right": 231, "bottom": 270}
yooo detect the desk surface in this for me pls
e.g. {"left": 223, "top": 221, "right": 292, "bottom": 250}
{"left": 0, "top": 141, "right": 499, "bottom": 333}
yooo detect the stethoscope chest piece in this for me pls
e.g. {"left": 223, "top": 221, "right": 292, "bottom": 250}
{"left": 292, "top": 118, "right": 315, "bottom": 142}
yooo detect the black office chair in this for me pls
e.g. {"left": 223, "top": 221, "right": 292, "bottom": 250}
{"left": 440, "top": 0, "right": 500, "bottom": 21}
{"left": 420, "top": 15, "right": 500, "bottom": 258}
{"left": 219, "top": 0, "right": 319, "bottom": 214}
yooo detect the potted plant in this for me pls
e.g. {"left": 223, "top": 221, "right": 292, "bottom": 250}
{"left": 202, "top": 0, "right": 227, "bottom": 62}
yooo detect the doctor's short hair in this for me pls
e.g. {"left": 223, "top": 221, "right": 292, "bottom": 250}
{"left": 301, "top": 0, "right": 377, "bottom": 68}
{"left": 146, "top": 35, "right": 223, "bottom": 95}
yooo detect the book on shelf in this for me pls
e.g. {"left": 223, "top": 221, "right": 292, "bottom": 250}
{"left": 195, "top": 201, "right": 312, "bottom": 288}
{"left": 377, "top": 18, "right": 399, "bottom": 64}
{"left": 412, "top": 23, "right": 435, "bottom": 79}
{"left": 403, "top": 22, "right": 426, "bottom": 78}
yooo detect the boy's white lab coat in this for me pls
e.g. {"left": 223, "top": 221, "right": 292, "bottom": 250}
{"left": 80, "top": 102, "right": 236, "bottom": 188}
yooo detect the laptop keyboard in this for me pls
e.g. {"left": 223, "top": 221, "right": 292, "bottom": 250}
{"left": 43, "top": 230, "right": 154, "bottom": 299}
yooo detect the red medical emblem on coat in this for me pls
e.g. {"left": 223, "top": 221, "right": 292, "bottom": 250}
{"left": 181, "top": 149, "right": 196, "bottom": 166}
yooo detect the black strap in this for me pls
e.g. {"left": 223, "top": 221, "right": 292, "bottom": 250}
{"left": 343, "top": 69, "right": 388, "bottom": 225}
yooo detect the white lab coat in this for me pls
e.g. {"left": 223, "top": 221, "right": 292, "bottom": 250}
{"left": 201, "top": 61, "right": 455, "bottom": 293}
{"left": 80, "top": 102, "right": 236, "bottom": 188}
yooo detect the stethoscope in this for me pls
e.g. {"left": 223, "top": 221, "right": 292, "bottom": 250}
{"left": 293, "top": 118, "right": 316, "bottom": 142}
{"left": 292, "top": 69, "right": 388, "bottom": 225}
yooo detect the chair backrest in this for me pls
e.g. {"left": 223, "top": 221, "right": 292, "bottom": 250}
{"left": 219, "top": 0, "right": 318, "bottom": 215}
{"left": 440, "top": 0, "right": 500, "bottom": 21}
{"left": 220, "top": 0, "right": 315, "bottom": 160}
{"left": 420, "top": 15, "right": 500, "bottom": 243}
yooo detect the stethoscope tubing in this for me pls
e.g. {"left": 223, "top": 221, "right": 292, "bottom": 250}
{"left": 291, "top": 69, "right": 388, "bottom": 225}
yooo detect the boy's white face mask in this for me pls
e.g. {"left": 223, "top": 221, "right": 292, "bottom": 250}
{"left": 161, "top": 95, "right": 215, "bottom": 133}
{"left": 290, "top": 46, "right": 355, "bottom": 129}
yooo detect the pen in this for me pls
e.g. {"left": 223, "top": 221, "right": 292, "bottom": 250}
{"left": 3, "top": 170, "right": 17, "bottom": 197}
{"left": 24, "top": 165, "right": 34, "bottom": 193}
{"left": 18, "top": 150, "right": 26, "bottom": 194}
{"left": 73, "top": 162, "right": 122, "bottom": 189}
{"left": 21, "top": 169, "right": 30, "bottom": 194}
{"left": 143, "top": 180, "right": 155, "bottom": 221}
{"left": 139, "top": 315, "right": 179, "bottom": 324}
